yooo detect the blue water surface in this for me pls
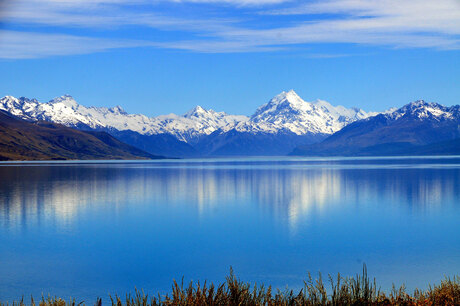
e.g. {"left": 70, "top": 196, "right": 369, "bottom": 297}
{"left": 0, "top": 157, "right": 459, "bottom": 301}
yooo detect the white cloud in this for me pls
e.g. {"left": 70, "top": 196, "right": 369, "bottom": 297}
{"left": 265, "top": 0, "right": 460, "bottom": 36}
{"left": 155, "top": 39, "right": 285, "bottom": 52}
{"left": 214, "top": 0, "right": 460, "bottom": 50}
{"left": 0, "top": 0, "right": 459, "bottom": 58}
{"left": 0, "top": 30, "right": 151, "bottom": 59}
{"left": 214, "top": 19, "right": 460, "bottom": 50}
{"left": 167, "top": 0, "right": 290, "bottom": 5}
{"left": 0, "top": 0, "right": 237, "bottom": 31}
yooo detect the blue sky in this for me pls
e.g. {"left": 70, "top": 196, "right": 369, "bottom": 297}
{"left": 0, "top": 0, "right": 459, "bottom": 116}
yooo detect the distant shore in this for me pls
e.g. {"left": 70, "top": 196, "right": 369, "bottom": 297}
{"left": 3, "top": 267, "right": 459, "bottom": 306}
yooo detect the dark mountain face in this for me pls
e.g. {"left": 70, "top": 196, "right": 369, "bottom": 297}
{"left": 195, "top": 129, "right": 327, "bottom": 156}
{"left": 109, "top": 130, "right": 199, "bottom": 158}
{"left": 291, "top": 101, "right": 460, "bottom": 156}
{"left": 0, "top": 111, "right": 162, "bottom": 161}
{"left": 401, "top": 138, "right": 460, "bottom": 156}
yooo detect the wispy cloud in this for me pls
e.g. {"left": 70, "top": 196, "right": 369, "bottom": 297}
{"left": 217, "top": 0, "right": 460, "bottom": 50}
{"left": 0, "top": 30, "right": 284, "bottom": 58}
{"left": 0, "top": 30, "right": 153, "bottom": 59}
{"left": 165, "top": 0, "right": 291, "bottom": 5}
{"left": 265, "top": 0, "right": 460, "bottom": 35}
{"left": 0, "top": 0, "right": 459, "bottom": 59}
{"left": 0, "top": 0, "right": 237, "bottom": 31}
{"left": 214, "top": 21, "right": 460, "bottom": 50}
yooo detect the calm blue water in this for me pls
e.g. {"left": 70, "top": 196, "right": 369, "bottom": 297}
{"left": 0, "top": 157, "right": 460, "bottom": 302}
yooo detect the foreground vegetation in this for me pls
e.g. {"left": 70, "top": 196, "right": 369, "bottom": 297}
{"left": 3, "top": 267, "right": 460, "bottom": 305}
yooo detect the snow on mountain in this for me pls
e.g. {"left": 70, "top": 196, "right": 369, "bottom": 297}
{"left": 0, "top": 95, "right": 248, "bottom": 143}
{"left": 291, "top": 99, "right": 460, "bottom": 157}
{"left": 234, "top": 90, "right": 373, "bottom": 135}
{"left": 0, "top": 90, "right": 377, "bottom": 144}
{"left": 168, "top": 106, "right": 248, "bottom": 143}
{"left": 387, "top": 100, "right": 460, "bottom": 121}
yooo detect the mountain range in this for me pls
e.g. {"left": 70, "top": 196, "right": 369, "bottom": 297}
{"left": 0, "top": 110, "right": 160, "bottom": 161}
{"left": 2, "top": 91, "right": 458, "bottom": 158}
{"left": 0, "top": 90, "right": 376, "bottom": 157}
{"left": 291, "top": 100, "right": 460, "bottom": 156}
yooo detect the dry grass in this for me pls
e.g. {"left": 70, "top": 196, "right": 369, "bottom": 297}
{"left": 2, "top": 266, "right": 459, "bottom": 306}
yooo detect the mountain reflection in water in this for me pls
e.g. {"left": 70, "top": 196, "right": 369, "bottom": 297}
{"left": 0, "top": 159, "right": 458, "bottom": 230}
{"left": 0, "top": 158, "right": 459, "bottom": 301}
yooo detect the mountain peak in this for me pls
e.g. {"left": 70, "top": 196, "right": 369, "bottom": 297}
{"left": 194, "top": 105, "right": 206, "bottom": 112}
{"left": 249, "top": 90, "right": 373, "bottom": 135}
{"left": 412, "top": 99, "right": 427, "bottom": 105}
{"left": 2, "top": 95, "right": 17, "bottom": 101}
{"left": 273, "top": 90, "right": 302, "bottom": 104}
{"left": 0, "top": 96, "right": 20, "bottom": 105}
{"left": 286, "top": 89, "right": 299, "bottom": 96}
{"left": 184, "top": 105, "right": 210, "bottom": 118}
{"left": 110, "top": 105, "right": 127, "bottom": 114}
{"left": 404, "top": 100, "right": 431, "bottom": 109}
{"left": 401, "top": 100, "right": 441, "bottom": 113}
{"left": 389, "top": 100, "right": 458, "bottom": 121}
{"left": 252, "top": 90, "right": 311, "bottom": 120}
{"left": 50, "top": 95, "right": 78, "bottom": 108}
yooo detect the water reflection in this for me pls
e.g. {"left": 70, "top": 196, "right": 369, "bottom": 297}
{"left": 1, "top": 158, "right": 460, "bottom": 301}
{"left": 1, "top": 160, "right": 459, "bottom": 231}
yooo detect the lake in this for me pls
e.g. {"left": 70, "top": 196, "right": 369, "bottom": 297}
{"left": 0, "top": 157, "right": 460, "bottom": 302}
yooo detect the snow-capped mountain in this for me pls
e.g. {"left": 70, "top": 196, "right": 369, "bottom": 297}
{"left": 0, "top": 95, "right": 248, "bottom": 144}
{"left": 387, "top": 100, "right": 460, "bottom": 121}
{"left": 168, "top": 106, "right": 248, "bottom": 144}
{"left": 191, "top": 90, "right": 378, "bottom": 156}
{"left": 235, "top": 90, "right": 371, "bottom": 135}
{"left": 0, "top": 90, "right": 378, "bottom": 156}
{"left": 291, "top": 100, "right": 460, "bottom": 156}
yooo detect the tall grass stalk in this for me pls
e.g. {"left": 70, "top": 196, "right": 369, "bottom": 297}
{"left": 2, "top": 266, "right": 459, "bottom": 305}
